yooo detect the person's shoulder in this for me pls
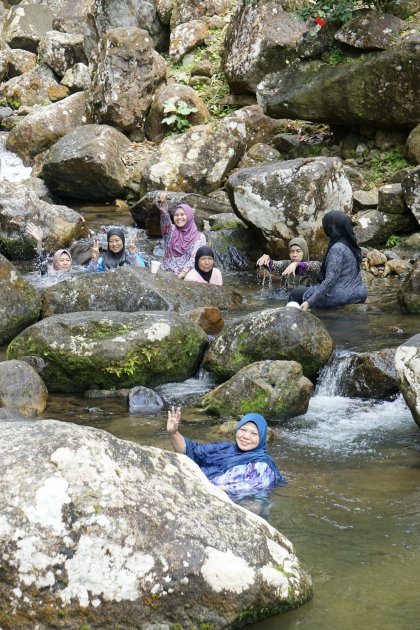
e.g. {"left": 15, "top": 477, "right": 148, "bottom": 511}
{"left": 211, "top": 268, "right": 223, "bottom": 285}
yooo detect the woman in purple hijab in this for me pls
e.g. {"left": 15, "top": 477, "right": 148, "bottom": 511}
{"left": 159, "top": 191, "right": 206, "bottom": 278}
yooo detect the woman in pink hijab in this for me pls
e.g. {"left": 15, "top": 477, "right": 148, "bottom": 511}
{"left": 26, "top": 223, "right": 72, "bottom": 275}
{"left": 159, "top": 191, "right": 206, "bottom": 278}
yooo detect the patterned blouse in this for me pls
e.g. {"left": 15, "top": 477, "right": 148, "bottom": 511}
{"left": 210, "top": 461, "right": 276, "bottom": 494}
{"left": 160, "top": 211, "right": 206, "bottom": 275}
{"left": 269, "top": 259, "right": 321, "bottom": 290}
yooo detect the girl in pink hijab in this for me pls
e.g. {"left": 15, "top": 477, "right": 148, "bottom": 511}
{"left": 159, "top": 192, "right": 206, "bottom": 278}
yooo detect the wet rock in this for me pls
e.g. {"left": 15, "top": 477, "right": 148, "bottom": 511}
{"left": 185, "top": 306, "right": 224, "bottom": 335}
{"left": 257, "top": 42, "right": 420, "bottom": 128}
{"left": 0, "top": 360, "right": 48, "bottom": 416}
{"left": 141, "top": 122, "right": 245, "bottom": 195}
{"left": 40, "top": 266, "right": 242, "bottom": 317}
{"left": 0, "top": 254, "right": 41, "bottom": 345}
{"left": 401, "top": 166, "right": 420, "bottom": 226}
{"left": 226, "top": 157, "right": 352, "bottom": 259}
{"left": 1, "top": 3, "right": 54, "bottom": 53}
{"left": 84, "top": 388, "right": 129, "bottom": 400}
{"left": 335, "top": 11, "right": 406, "bottom": 50}
{"left": 0, "top": 64, "right": 60, "bottom": 108}
{"left": 6, "top": 92, "right": 89, "bottom": 164}
{"left": 398, "top": 263, "right": 420, "bottom": 313}
{"left": 42, "top": 124, "right": 130, "bottom": 201}
{"left": 406, "top": 123, "right": 420, "bottom": 164}
{"left": 0, "top": 178, "right": 87, "bottom": 260}
{"left": 128, "top": 385, "right": 164, "bottom": 412}
{"left": 88, "top": 27, "right": 166, "bottom": 135}
{"left": 202, "top": 360, "right": 313, "bottom": 421}
{"left": 334, "top": 349, "right": 398, "bottom": 399}
{"left": 145, "top": 83, "right": 209, "bottom": 143}
{"left": 395, "top": 333, "right": 420, "bottom": 427}
{"left": 169, "top": 19, "right": 208, "bottom": 63}
{"left": 377, "top": 183, "right": 407, "bottom": 215}
{"left": 60, "top": 62, "right": 91, "bottom": 92}
{"left": 38, "top": 30, "right": 88, "bottom": 77}
{"left": 7, "top": 310, "right": 209, "bottom": 392}
{"left": 202, "top": 307, "right": 334, "bottom": 380}
{"left": 0, "top": 419, "right": 312, "bottom": 626}
{"left": 7, "top": 48, "right": 36, "bottom": 77}
{"left": 224, "top": 0, "right": 306, "bottom": 93}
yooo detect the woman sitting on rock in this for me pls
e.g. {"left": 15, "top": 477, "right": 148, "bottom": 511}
{"left": 184, "top": 246, "right": 223, "bottom": 285}
{"left": 256, "top": 237, "right": 320, "bottom": 295}
{"left": 166, "top": 409, "right": 286, "bottom": 499}
{"left": 87, "top": 227, "right": 145, "bottom": 272}
{"left": 159, "top": 191, "right": 206, "bottom": 278}
{"left": 289, "top": 210, "right": 367, "bottom": 310}
{"left": 26, "top": 223, "right": 73, "bottom": 276}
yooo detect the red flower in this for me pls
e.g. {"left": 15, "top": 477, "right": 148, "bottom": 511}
{"left": 315, "top": 16, "right": 326, "bottom": 26}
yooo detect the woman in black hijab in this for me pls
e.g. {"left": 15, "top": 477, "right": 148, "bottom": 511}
{"left": 88, "top": 228, "right": 145, "bottom": 272}
{"left": 289, "top": 210, "right": 367, "bottom": 310}
{"left": 184, "top": 246, "right": 223, "bottom": 285}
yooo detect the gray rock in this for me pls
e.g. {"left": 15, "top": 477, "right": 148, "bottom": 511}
{"left": 332, "top": 349, "right": 398, "bottom": 399}
{"left": 401, "top": 166, "right": 420, "bottom": 226}
{"left": 206, "top": 225, "right": 263, "bottom": 271}
{"left": 0, "top": 360, "right": 48, "bottom": 416}
{"left": 42, "top": 124, "right": 130, "bottom": 201}
{"left": 377, "top": 183, "right": 407, "bottom": 215}
{"left": 40, "top": 266, "right": 243, "bottom": 317}
{"left": 38, "top": 29, "right": 88, "bottom": 77}
{"left": 60, "top": 62, "right": 91, "bottom": 92}
{"left": 386, "top": 232, "right": 420, "bottom": 260}
{"left": 0, "top": 64, "right": 60, "bottom": 108}
{"left": 0, "top": 255, "right": 41, "bottom": 345}
{"left": 395, "top": 333, "right": 420, "bottom": 427}
{"left": 6, "top": 92, "right": 89, "bottom": 164}
{"left": 335, "top": 11, "right": 407, "bottom": 50}
{"left": 208, "top": 213, "right": 246, "bottom": 230}
{"left": 226, "top": 157, "right": 352, "bottom": 259}
{"left": 169, "top": 18, "right": 208, "bottom": 63}
{"left": 7, "top": 48, "right": 36, "bottom": 77}
{"left": 128, "top": 385, "right": 164, "bottom": 412}
{"left": 0, "top": 419, "right": 312, "bottom": 626}
{"left": 374, "top": 128, "right": 407, "bottom": 151}
{"left": 353, "top": 188, "right": 379, "bottom": 210}
{"left": 353, "top": 208, "right": 415, "bottom": 247}
{"left": 202, "top": 360, "right": 314, "bottom": 421}
{"left": 398, "top": 263, "right": 420, "bottom": 313}
{"left": 202, "top": 307, "right": 334, "bottom": 380}
{"left": 1, "top": 3, "right": 54, "bottom": 52}
{"left": 297, "top": 21, "right": 339, "bottom": 59}
{"left": 406, "top": 123, "right": 420, "bottom": 164}
{"left": 7, "top": 310, "right": 209, "bottom": 392}
{"left": 221, "top": 105, "right": 290, "bottom": 147}
{"left": 238, "top": 142, "right": 281, "bottom": 168}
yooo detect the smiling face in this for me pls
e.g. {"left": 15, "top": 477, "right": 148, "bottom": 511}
{"left": 108, "top": 235, "right": 124, "bottom": 253}
{"left": 289, "top": 245, "right": 304, "bottom": 262}
{"left": 173, "top": 208, "right": 188, "bottom": 228}
{"left": 56, "top": 253, "right": 72, "bottom": 271}
{"left": 198, "top": 255, "right": 214, "bottom": 274}
{"left": 235, "top": 421, "right": 260, "bottom": 452}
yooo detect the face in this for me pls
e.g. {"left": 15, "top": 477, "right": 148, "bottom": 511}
{"left": 174, "top": 208, "right": 188, "bottom": 228}
{"left": 198, "top": 255, "right": 214, "bottom": 273}
{"left": 235, "top": 421, "right": 260, "bottom": 452}
{"left": 289, "top": 245, "right": 304, "bottom": 262}
{"left": 56, "top": 253, "right": 72, "bottom": 271}
{"left": 108, "top": 235, "right": 124, "bottom": 253}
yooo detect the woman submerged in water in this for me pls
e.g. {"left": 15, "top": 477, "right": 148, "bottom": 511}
{"left": 26, "top": 222, "right": 73, "bottom": 275}
{"left": 166, "top": 409, "right": 286, "bottom": 506}
{"left": 87, "top": 227, "right": 145, "bottom": 272}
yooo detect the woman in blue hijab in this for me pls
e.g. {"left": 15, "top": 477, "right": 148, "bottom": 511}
{"left": 166, "top": 409, "right": 286, "bottom": 499}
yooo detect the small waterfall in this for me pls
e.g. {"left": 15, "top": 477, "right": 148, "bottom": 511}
{"left": 0, "top": 133, "right": 32, "bottom": 182}
{"left": 316, "top": 350, "right": 355, "bottom": 396}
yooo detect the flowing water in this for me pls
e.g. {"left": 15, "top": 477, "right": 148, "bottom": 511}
{"left": 1, "top": 167, "right": 419, "bottom": 628}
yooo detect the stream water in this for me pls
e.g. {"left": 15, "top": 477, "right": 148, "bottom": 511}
{"left": 1, "top": 148, "right": 419, "bottom": 629}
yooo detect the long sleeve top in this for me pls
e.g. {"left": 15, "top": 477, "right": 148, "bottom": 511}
{"left": 268, "top": 259, "right": 321, "bottom": 290}
{"left": 160, "top": 211, "right": 206, "bottom": 275}
{"left": 87, "top": 252, "right": 145, "bottom": 272}
{"left": 303, "top": 242, "right": 367, "bottom": 308}
{"left": 184, "top": 267, "right": 223, "bottom": 285}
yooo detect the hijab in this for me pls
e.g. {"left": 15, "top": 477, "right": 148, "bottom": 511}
{"left": 52, "top": 249, "right": 72, "bottom": 271}
{"left": 167, "top": 204, "right": 200, "bottom": 257}
{"left": 320, "top": 210, "right": 362, "bottom": 279}
{"left": 102, "top": 227, "right": 131, "bottom": 270}
{"left": 184, "top": 413, "right": 286, "bottom": 485}
{"left": 288, "top": 237, "right": 309, "bottom": 262}
{"left": 194, "top": 245, "right": 215, "bottom": 283}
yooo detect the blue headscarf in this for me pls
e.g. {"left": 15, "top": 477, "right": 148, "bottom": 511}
{"left": 184, "top": 413, "right": 286, "bottom": 486}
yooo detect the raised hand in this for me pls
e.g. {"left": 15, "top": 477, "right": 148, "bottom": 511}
{"left": 256, "top": 254, "right": 270, "bottom": 267}
{"left": 167, "top": 406, "right": 181, "bottom": 434}
{"left": 91, "top": 239, "right": 100, "bottom": 261}
{"left": 26, "top": 222, "right": 43, "bottom": 248}
{"left": 159, "top": 188, "right": 169, "bottom": 212}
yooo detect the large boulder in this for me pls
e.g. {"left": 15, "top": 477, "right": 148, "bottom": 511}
{"left": 0, "top": 254, "right": 41, "bottom": 345}
{"left": 223, "top": 0, "right": 307, "bottom": 93}
{"left": 226, "top": 157, "right": 352, "bottom": 259}
{"left": 353, "top": 208, "right": 416, "bottom": 247}
{"left": 37, "top": 29, "right": 88, "bottom": 77}
{"left": 5, "top": 92, "right": 89, "bottom": 164}
{"left": 6, "top": 48, "right": 37, "bottom": 77}
{"left": 202, "top": 359, "right": 313, "bottom": 421}
{"left": 398, "top": 263, "right": 420, "bottom": 313}
{"left": 401, "top": 166, "right": 420, "bottom": 227}
{"left": 42, "top": 124, "right": 130, "bottom": 201}
{"left": 0, "top": 64, "right": 60, "bottom": 108}
{"left": 1, "top": 3, "right": 54, "bottom": 52}
{"left": 335, "top": 11, "right": 407, "bottom": 50}
{"left": 0, "top": 419, "right": 312, "bottom": 626}
{"left": 202, "top": 307, "right": 334, "bottom": 380}
{"left": 0, "top": 178, "right": 87, "bottom": 260}
{"left": 88, "top": 27, "right": 166, "bottom": 136}
{"left": 141, "top": 122, "right": 245, "bottom": 195}
{"left": 395, "top": 333, "right": 420, "bottom": 428}
{"left": 7, "top": 310, "right": 209, "bottom": 392}
{"left": 221, "top": 104, "right": 291, "bottom": 147}
{"left": 257, "top": 41, "right": 420, "bottom": 128}
{"left": 0, "top": 360, "right": 47, "bottom": 416}
{"left": 331, "top": 349, "right": 398, "bottom": 399}
{"left": 40, "top": 266, "right": 243, "bottom": 317}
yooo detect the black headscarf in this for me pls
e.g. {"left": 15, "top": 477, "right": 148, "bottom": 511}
{"left": 320, "top": 210, "right": 362, "bottom": 279}
{"left": 102, "top": 228, "right": 131, "bottom": 270}
{"left": 194, "top": 245, "right": 215, "bottom": 283}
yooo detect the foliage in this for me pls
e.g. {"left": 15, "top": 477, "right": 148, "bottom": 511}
{"left": 162, "top": 99, "right": 198, "bottom": 133}
{"left": 326, "top": 43, "right": 352, "bottom": 64}
{"left": 365, "top": 149, "right": 411, "bottom": 185}
{"left": 295, "top": 1, "right": 390, "bottom": 26}
{"left": 385, "top": 234, "right": 404, "bottom": 248}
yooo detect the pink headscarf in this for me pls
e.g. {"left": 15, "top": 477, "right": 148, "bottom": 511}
{"left": 52, "top": 249, "right": 72, "bottom": 271}
{"left": 167, "top": 204, "right": 200, "bottom": 257}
